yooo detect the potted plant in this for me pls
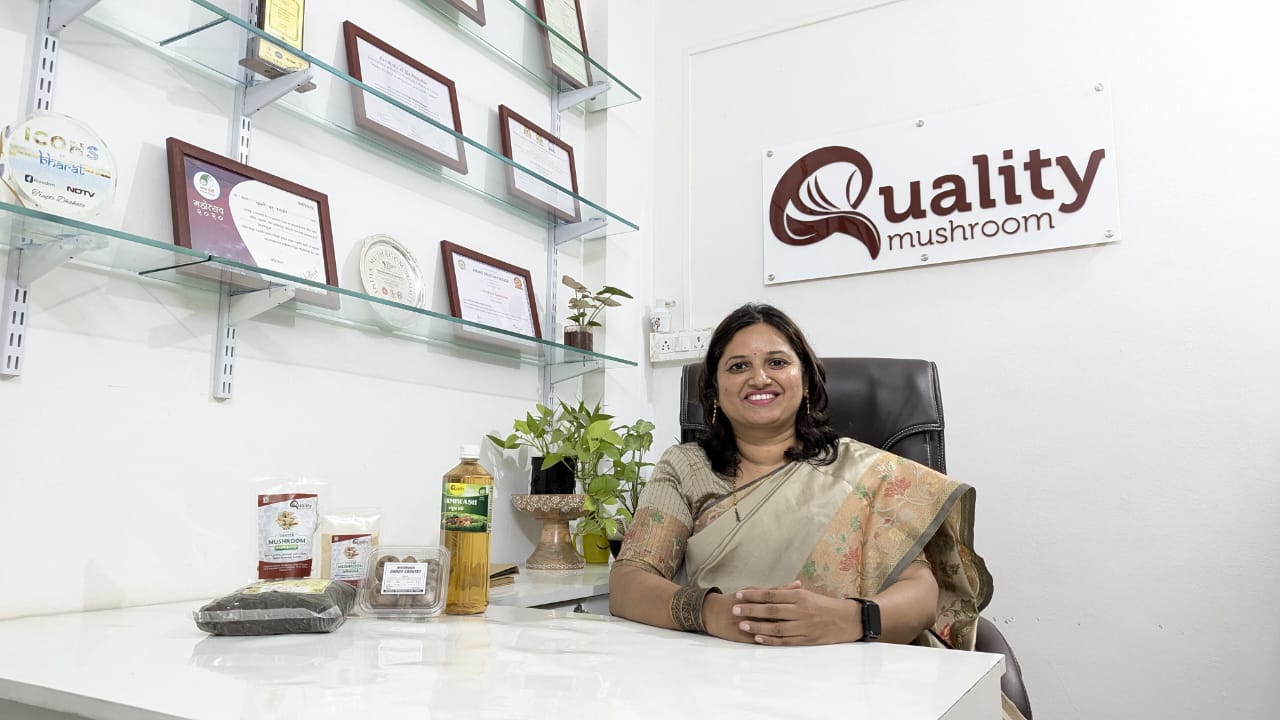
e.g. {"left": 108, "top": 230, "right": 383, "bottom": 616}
{"left": 606, "top": 419, "right": 655, "bottom": 557}
{"left": 561, "top": 275, "right": 633, "bottom": 352}
{"left": 485, "top": 403, "right": 575, "bottom": 494}
{"left": 490, "top": 399, "right": 655, "bottom": 564}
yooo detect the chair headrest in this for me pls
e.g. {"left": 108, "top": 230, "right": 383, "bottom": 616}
{"left": 679, "top": 357, "right": 946, "bottom": 472}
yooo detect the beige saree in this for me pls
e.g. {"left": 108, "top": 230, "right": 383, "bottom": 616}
{"left": 617, "top": 439, "right": 1024, "bottom": 719}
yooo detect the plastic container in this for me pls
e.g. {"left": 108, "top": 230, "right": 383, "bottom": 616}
{"left": 356, "top": 545, "right": 451, "bottom": 618}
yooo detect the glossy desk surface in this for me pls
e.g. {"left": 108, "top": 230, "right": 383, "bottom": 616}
{"left": 486, "top": 564, "right": 611, "bottom": 608}
{"left": 0, "top": 602, "right": 1003, "bottom": 719}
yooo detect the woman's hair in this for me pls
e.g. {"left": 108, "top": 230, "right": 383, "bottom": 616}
{"left": 696, "top": 303, "right": 839, "bottom": 475}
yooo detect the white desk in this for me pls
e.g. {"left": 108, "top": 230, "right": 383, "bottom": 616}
{"left": 487, "top": 564, "right": 611, "bottom": 613}
{"left": 0, "top": 602, "right": 1003, "bottom": 720}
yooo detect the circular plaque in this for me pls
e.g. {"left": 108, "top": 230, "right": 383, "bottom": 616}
{"left": 0, "top": 112, "right": 117, "bottom": 218}
{"left": 358, "top": 234, "right": 426, "bottom": 328}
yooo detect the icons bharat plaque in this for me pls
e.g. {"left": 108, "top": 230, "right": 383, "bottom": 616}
{"left": 0, "top": 112, "right": 117, "bottom": 219}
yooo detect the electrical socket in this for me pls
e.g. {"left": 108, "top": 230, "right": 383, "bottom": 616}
{"left": 689, "top": 328, "right": 713, "bottom": 353}
{"left": 649, "top": 329, "right": 715, "bottom": 364}
{"left": 650, "top": 332, "right": 675, "bottom": 359}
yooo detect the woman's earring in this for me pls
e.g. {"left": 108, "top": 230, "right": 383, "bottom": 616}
{"left": 805, "top": 392, "right": 811, "bottom": 415}
{"left": 709, "top": 401, "right": 718, "bottom": 425}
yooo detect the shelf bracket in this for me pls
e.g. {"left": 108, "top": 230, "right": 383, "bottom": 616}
{"left": 242, "top": 70, "right": 317, "bottom": 116}
{"left": 554, "top": 217, "right": 607, "bottom": 245}
{"left": 211, "top": 281, "right": 295, "bottom": 399}
{"left": 229, "top": 283, "right": 296, "bottom": 324}
{"left": 47, "top": 0, "right": 102, "bottom": 33}
{"left": 1, "top": 232, "right": 102, "bottom": 376}
{"left": 15, "top": 232, "right": 97, "bottom": 286}
{"left": 556, "top": 81, "right": 612, "bottom": 113}
{"left": 549, "top": 358, "right": 604, "bottom": 385}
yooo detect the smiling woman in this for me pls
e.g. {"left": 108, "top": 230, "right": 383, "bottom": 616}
{"left": 608, "top": 303, "right": 1024, "bottom": 720}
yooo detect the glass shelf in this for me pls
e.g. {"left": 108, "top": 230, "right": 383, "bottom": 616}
{"left": 0, "top": 201, "right": 636, "bottom": 382}
{"left": 76, "top": 0, "right": 639, "bottom": 242}
{"left": 415, "top": 0, "right": 643, "bottom": 113}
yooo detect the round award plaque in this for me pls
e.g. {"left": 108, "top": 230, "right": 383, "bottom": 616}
{"left": 0, "top": 112, "right": 117, "bottom": 218}
{"left": 358, "top": 234, "right": 426, "bottom": 328}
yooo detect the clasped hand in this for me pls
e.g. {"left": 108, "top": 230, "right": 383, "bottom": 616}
{"left": 705, "top": 580, "right": 861, "bottom": 646}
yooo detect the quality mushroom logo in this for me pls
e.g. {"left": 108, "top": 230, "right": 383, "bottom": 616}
{"left": 768, "top": 146, "right": 882, "bottom": 260}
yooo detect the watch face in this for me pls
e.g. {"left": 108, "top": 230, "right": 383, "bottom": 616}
{"left": 859, "top": 598, "right": 881, "bottom": 641}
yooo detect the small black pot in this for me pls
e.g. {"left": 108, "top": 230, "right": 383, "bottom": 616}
{"left": 530, "top": 457, "right": 576, "bottom": 494}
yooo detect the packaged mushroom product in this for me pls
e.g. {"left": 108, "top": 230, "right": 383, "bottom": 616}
{"left": 319, "top": 507, "right": 382, "bottom": 589}
{"left": 357, "top": 545, "right": 450, "bottom": 618}
{"left": 194, "top": 578, "right": 357, "bottom": 636}
{"left": 256, "top": 477, "right": 325, "bottom": 580}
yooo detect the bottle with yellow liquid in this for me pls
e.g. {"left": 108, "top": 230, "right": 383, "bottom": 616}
{"left": 441, "top": 445, "right": 492, "bottom": 614}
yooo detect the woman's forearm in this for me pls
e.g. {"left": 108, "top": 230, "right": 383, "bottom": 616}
{"left": 608, "top": 564, "right": 682, "bottom": 630}
{"left": 867, "top": 561, "right": 940, "bottom": 644}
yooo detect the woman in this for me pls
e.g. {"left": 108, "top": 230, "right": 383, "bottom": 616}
{"left": 611, "top": 303, "right": 1021, "bottom": 718}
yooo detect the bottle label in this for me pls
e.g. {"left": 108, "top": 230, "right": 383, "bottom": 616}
{"left": 441, "top": 482, "right": 491, "bottom": 533}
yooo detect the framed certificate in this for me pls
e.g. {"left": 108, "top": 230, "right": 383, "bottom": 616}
{"left": 342, "top": 21, "right": 469, "bottom": 175}
{"left": 441, "top": 0, "right": 486, "bottom": 26}
{"left": 497, "top": 104, "right": 581, "bottom": 223}
{"left": 440, "top": 240, "right": 541, "bottom": 339}
{"left": 165, "top": 137, "right": 339, "bottom": 309}
{"left": 534, "top": 0, "right": 591, "bottom": 90}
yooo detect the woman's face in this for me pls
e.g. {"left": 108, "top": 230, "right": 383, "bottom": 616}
{"left": 715, "top": 322, "right": 805, "bottom": 437}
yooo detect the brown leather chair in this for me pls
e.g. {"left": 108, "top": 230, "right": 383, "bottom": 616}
{"left": 679, "top": 358, "right": 1033, "bottom": 719}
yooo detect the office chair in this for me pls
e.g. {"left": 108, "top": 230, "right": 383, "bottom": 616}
{"left": 679, "top": 358, "right": 1033, "bottom": 719}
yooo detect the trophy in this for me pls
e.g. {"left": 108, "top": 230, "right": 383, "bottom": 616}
{"left": 238, "top": 0, "right": 317, "bottom": 93}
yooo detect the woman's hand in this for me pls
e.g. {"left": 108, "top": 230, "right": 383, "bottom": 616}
{"left": 730, "top": 580, "right": 863, "bottom": 646}
{"left": 702, "top": 591, "right": 758, "bottom": 643}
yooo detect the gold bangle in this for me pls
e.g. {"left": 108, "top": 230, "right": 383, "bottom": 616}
{"left": 670, "top": 585, "right": 720, "bottom": 633}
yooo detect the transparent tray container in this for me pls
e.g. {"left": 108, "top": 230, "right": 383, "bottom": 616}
{"left": 357, "top": 545, "right": 451, "bottom": 618}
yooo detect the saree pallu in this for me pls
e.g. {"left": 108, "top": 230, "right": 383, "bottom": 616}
{"left": 685, "top": 438, "right": 992, "bottom": 652}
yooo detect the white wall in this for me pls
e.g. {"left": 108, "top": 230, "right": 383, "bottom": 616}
{"left": 648, "top": 0, "right": 1280, "bottom": 719}
{"left": 0, "top": 0, "right": 650, "bottom": 619}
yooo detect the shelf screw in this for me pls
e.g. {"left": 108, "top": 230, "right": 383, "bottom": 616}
{"left": 916, "top": 120, "right": 925, "bottom": 128}
{"left": 767, "top": 273, "right": 776, "bottom": 281}
{"left": 1104, "top": 229, "right": 1115, "bottom": 238}
{"left": 766, "top": 150, "right": 774, "bottom": 157}
{"left": 920, "top": 254, "right": 929, "bottom": 262}
{"left": 1094, "top": 83, "right": 1105, "bottom": 92}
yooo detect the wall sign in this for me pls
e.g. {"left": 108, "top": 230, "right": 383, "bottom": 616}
{"left": 762, "top": 84, "right": 1119, "bottom": 284}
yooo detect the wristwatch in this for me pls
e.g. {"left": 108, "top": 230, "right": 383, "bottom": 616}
{"left": 847, "top": 597, "right": 881, "bottom": 642}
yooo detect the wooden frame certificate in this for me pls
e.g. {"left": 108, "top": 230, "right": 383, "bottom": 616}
{"left": 497, "top": 104, "right": 581, "bottom": 223}
{"left": 165, "top": 137, "right": 339, "bottom": 308}
{"left": 441, "top": 0, "right": 486, "bottom": 26}
{"left": 343, "top": 21, "right": 469, "bottom": 174}
{"left": 440, "top": 240, "right": 541, "bottom": 339}
{"left": 534, "top": 0, "right": 591, "bottom": 89}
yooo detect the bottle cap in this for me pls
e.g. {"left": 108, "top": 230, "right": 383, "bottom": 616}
{"left": 459, "top": 444, "right": 480, "bottom": 460}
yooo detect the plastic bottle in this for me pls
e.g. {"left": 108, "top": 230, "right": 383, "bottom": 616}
{"left": 441, "top": 445, "right": 493, "bottom": 614}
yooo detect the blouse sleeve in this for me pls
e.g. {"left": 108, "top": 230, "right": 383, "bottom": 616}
{"left": 613, "top": 445, "right": 696, "bottom": 580}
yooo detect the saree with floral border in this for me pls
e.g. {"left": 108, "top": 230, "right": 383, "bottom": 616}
{"left": 616, "top": 438, "right": 1025, "bottom": 720}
